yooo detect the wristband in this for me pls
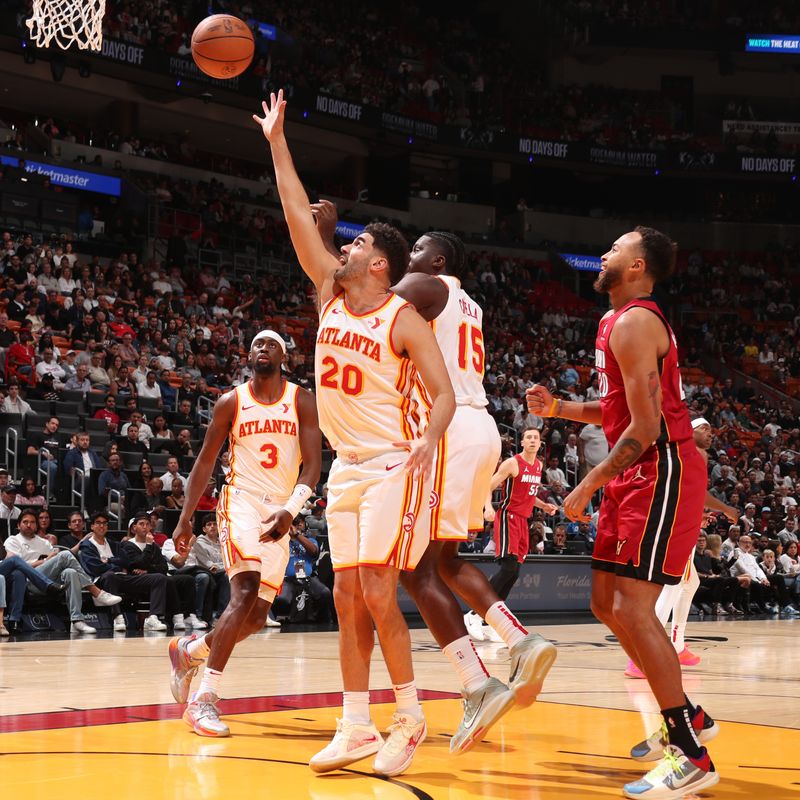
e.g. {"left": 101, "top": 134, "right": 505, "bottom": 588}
{"left": 283, "top": 484, "right": 313, "bottom": 518}
{"left": 548, "top": 398, "right": 559, "bottom": 417}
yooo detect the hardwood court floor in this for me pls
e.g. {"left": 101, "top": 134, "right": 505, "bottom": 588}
{"left": 1, "top": 619, "right": 798, "bottom": 799}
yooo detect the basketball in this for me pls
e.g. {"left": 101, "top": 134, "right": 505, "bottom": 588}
{"left": 191, "top": 14, "right": 254, "bottom": 80}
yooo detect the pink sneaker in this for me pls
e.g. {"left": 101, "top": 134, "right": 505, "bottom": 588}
{"left": 624, "top": 659, "right": 646, "bottom": 679}
{"left": 678, "top": 647, "right": 701, "bottom": 666}
{"left": 309, "top": 718, "right": 383, "bottom": 773}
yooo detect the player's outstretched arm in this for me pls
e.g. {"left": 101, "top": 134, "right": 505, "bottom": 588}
{"left": 563, "top": 309, "right": 663, "bottom": 521}
{"left": 174, "top": 391, "right": 236, "bottom": 543}
{"left": 392, "top": 306, "right": 455, "bottom": 479}
{"left": 526, "top": 383, "right": 603, "bottom": 425}
{"left": 252, "top": 91, "right": 340, "bottom": 304}
{"left": 260, "top": 388, "right": 323, "bottom": 541}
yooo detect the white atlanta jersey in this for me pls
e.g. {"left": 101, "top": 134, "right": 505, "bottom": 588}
{"left": 429, "top": 275, "right": 487, "bottom": 409}
{"left": 315, "top": 291, "right": 421, "bottom": 458}
{"left": 225, "top": 380, "right": 302, "bottom": 503}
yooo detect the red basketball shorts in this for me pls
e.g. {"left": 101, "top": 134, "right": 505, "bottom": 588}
{"left": 592, "top": 440, "right": 706, "bottom": 585}
{"left": 494, "top": 510, "right": 530, "bottom": 564}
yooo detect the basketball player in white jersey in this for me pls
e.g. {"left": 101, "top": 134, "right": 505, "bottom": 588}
{"left": 625, "top": 415, "right": 738, "bottom": 678}
{"left": 313, "top": 215, "right": 558, "bottom": 753}
{"left": 254, "top": 91, "right": 455, "bottom": 777}
{"left": 168, "top": 330, "right": 321, "bottom": 736}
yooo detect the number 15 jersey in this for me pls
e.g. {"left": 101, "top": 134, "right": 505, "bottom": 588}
{"left": 315, "top": 291, "right": 422, "bottom": 459}
{"left": 225, "top": 379, "right": 302, "bottom": 503}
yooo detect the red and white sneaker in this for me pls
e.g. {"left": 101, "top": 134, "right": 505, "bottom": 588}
{"left": 372, "top": 713, "right": 427, "bottom": 777}
{"left": 624, "top": 659, "right": 646, "bottom": 679}
{"left": 309, "top": 718, "right": 383, "bottom": 773}
{"left": 677, "top": 647, "right": 701, "bottom": 666}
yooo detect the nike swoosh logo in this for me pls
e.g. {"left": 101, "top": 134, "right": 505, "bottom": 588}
{"left": 242, "top": 404, "right": 255, "bottom": 411}
{"left": 462, "top": 695, "right": 484, "bottom": 729}
{"left": 385, "top": 462, "right": 404, "bottom": 471}
{"left": 331, "top": 309, "right": 342, "bottom": 314}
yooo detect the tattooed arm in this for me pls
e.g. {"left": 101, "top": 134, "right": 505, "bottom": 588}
{"left": 562, "top": 308, "right": 668, "bottom": 521}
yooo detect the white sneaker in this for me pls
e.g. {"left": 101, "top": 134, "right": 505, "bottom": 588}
{"left": 173, "top": 614, "right": 186, "bottom": 630}
{"left": 113, "top": 614, "right": 127, "bottom": 632}
{"left": 71, "top": 620, "right": 97, "bottom": 634}
{"left": 188, "top": 614, "right": 208, "bottom": 629}
{"left": 309, "top": 718, "right": 383, "bottom": 773}
{"left": 92, "top": 590, "right": 123, "bottom": 607}
{"left": 265, "top": 614, "right": 281, "bottom": 628}
{"left": 144, "top": 614, "right": 168, "bottom": 631}
{"left": 464, "top": 611, "right": 484, "bottom": 641}
{"left": 373, "top": 712, "right": 427, "bottom": 776}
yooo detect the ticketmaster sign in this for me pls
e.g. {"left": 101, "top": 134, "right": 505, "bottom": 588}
{"left": 560, "top": 252, "right": 602, "bottom": 272}
{"left": 1, "top": 156, "right": 121, "bottom": 197}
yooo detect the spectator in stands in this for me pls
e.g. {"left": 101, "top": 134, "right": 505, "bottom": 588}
{"left": 25, "top": 416, "right": 60, "bottom": 493}
{"left": 271, "top": 517, "right": 332, "bottom": 623}
{"left": 63, "top": 431, "right": 104, "bottom": 502}
{"left": 87, "top": 350, "right": 111, "bottom": 388}
{"left": 117, "top": 423, "right": 149, "bottom": 459}
{"left": 6, "top": 329, "right": 36, "bottom": 386}
{"left": 0, "top": 547, "right": 65, "bottom": 634}
{"left": 731, "top": 534, "right": 773, "bottom": 612}
{"left": 127, "top": 477, "right": 166, "bottom": 521}
{"left": 35, "top": 347, "right": 66, "bottom": 387}
{"left": 121, "top": 409, "right": 153, "bottom": 448}
{"left": 0, "top": 483, "right": 22, "bottom": 535}
{"left": 110, "top": 364, "right": 138, "bottom": 403}
{"left": 165, "top": 477, "right": 185, "bottom": 510}
{"left": 1, "top": 380, "right": 34, "bottom": 416}
{"left": 778, "top": 517, "right": 799, "bottom": 547}
{"left": 172, "top": 397, "right": 195, "bottom": 427}
{"left": 721, "top": 525, "right": 741, "bottom": 559}
{"left": 94, "top": 394, "right": 121, "bottom": 433}
{"left": 159, "top": 456, "right": 185, "bottom": 492}
{"left": 36, "top": 509, "right": 56, "bottom": 546}
{"left": 58, "top": 511, "right": 89, "bottom": 553}
{"left": 543, "top": 526, "right": 575, "bottom": 555}
{"left": 196, "top": 477, "right": 217, "bottom": 512}
{"left": 5, "top": 509, "right": 120, "bottom": 632}
{"left": 544, "top": 455, "right": 568, "bottom": 488}
{"left": 175, "top": 428, "right": 195, "bottom": 458}
{"left": 149, "top": 414, "right": 175, "bottom": 455}
{"left": 0, "top": 312, "right": 16, "bottom": 377}
{"left": 760, "top": 548, "right": 798, "bottom": 615}
{"left": 739, "top": 503, "right": 757, "bottom": 533}
{"left": 779, "top": 541, "right": 800, "bottom": 601}
{"left": 15, "top": 478, "right": 45, "bottom": 507}
{"left": 185, "top": 514, "right": 229, "bottom": 624}
{"left": 64, "top": 363, "right": 92, "bottom": 395}
{"left": 97, "top": 452, "right": 129, "bottom": 512}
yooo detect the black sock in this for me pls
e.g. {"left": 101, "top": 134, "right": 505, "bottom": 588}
{"left": 683, "top": 694, "right": 697, "bottom": 718}
{"left": 661, "top": 704, "right": 703, "bottom": 759}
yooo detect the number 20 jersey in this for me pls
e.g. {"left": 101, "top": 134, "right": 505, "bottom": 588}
{"left": 225, "top": 379, "right": 302, "bottom": 503}
{"left": 315, "top": 291, "right": 421, "bottom": 458}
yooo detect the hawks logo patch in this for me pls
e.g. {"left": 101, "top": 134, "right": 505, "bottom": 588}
{"left": 428, "top": 490, "right": 440, "bottom": 509}
{"left": 402, "top": 512, "right": 416, "bottom": 533}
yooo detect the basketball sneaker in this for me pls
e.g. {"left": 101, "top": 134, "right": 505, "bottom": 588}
{"left": 169, "top": 634, "right": 203, "bottom": 704}
{"left": 310, "top": 718, "right": 383, "bottom": 773}
{"left": 508, "top": 632, "right": 557, "bottom": 708}
{"left": 372, "top": 713, "right": 426, "bottom": 777}
{"left": 677, "top": 648, "right": 701, "bottom": 666}
{"left": 624, "top": 660, "right": 646, "bottom": 679}
{"left": 623, "top": 744, "right": 719, "bottom": 798}
{"left": 183, "top": 691, "right": 230, "bottom": 737}
{"left": 464, "top": 611, "right": 484, "bottom": 641}
{"left": 630, "top": 708, "right": 720, "bottom": 762}
{"left": 450, "top": 676, "right": 516, "bottom": 755}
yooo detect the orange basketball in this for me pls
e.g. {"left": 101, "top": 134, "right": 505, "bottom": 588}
{"left": 191, "top": 14, "right": 254, "bottom": 79}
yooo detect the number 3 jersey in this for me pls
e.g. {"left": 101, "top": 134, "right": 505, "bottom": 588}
{"left": 315, "top": 291, "right": 422, "bottom": 459}
{"left": 225, "top": 379, "right": 302, "bottom": 503}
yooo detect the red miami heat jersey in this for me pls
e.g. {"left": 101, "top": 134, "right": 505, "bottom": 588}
{"left": 498, "top": 455, "right": 542, "bottom": 518}
{"left": 595, "top": 297, "right": 692, "bottom": 453}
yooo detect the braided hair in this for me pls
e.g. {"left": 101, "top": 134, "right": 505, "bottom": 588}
{"left": 424, "top": 231, "right": 466, "bottom": 279}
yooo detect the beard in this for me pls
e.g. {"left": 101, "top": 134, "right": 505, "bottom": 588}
{"left": 253, "top": 360, "right": 277, "bottom": 376}
{"left": 593, "top": 267, "right": 621, "bottom": 293}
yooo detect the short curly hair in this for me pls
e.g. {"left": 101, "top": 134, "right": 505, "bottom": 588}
{"left": 365, "top": 222, "right": 409, "bottom": 286}
{"left": 634, "top": 226, "right": 677, "bottom": 284}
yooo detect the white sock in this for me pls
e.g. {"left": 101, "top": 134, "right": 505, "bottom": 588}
{"left": 671, "top": 622, "right": 687, "bottom": 653}
{"left": 393, "top": 681, "right": 423, "bottom": 720}
{"left": 342, "top": 691, "right": 371, "bottom": 724}
{"left": 485, "top": 601, "right": 528, "bottom": 648}
{"left": 193, "top": 666, "right": 222, "bottom": 699}
{"left": 442, "top": 635, "right": 490, "bottom": 693}
{"left": 186, "top": 633, "right": 211, "bottom": 660}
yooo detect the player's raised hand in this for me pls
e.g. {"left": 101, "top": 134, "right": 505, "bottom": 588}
{"left": 260, "top": 508, "right": 294, "bottom": 542}
{"left": 392, "top": 438, "right": 434, "bottom": 481}
{"left": 311, "top": 199, "right": 339, "bottom": 240}
{"left": 526, "top": 384, "right": 557, "bottom": 417}
{"left": 252, "top": 90, "right": 287, "bottom": 142}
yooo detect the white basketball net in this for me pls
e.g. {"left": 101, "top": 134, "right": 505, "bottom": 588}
{"left": 26, "top": 0, "right": 106, "bottom": 51}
